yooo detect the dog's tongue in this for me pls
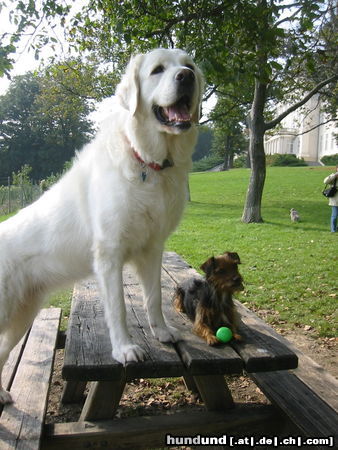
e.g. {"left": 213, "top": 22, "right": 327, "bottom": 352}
{"left": 164, "top": 102, "right": 191, "bottom": 122}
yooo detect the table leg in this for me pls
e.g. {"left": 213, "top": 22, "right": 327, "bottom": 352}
{"left": 192, "top": 375, "right": 234, "bottom": 410}
{"left": 79, "top": 374, "right": 126, "bottom": 421}
{"left": 62, "top": 381, "right": 87, "bottom": 404}
{"left": 182, "top": 373, "right": 199, "bottom": 393}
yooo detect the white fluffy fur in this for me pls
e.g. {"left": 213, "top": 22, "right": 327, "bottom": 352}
{"left": 0, "top": 48, "right": 203, "bottom": 404}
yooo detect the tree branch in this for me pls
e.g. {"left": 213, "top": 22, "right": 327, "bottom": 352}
{"left": 274, "top": 6, "right": 302, "bottom": 27}
{"left": 295, "top": 117, "right": 337, "bottom": 136}
{"left": 200, "top": 102, "right": 247, "bottom": 125}
{"left": 264, "top": 74, "right": 338, "bottom": 131}
{"left": 142, "top": 4, "right": 227, "bottom": 39}
{"left": 203, "top": 85, "right": 218, "bottom": 102}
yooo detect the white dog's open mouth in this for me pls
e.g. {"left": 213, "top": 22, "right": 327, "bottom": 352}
{"left": 153, "top": 96, "right": 192, "bottom": 130}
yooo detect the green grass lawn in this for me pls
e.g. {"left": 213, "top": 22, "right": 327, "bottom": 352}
{"left": 0, "top": 213, "right": 14, "bottom": 223}
{"left": 166, "top": 166, "right": 337, "bottom": 337}
{"left": 1, "top": 166, "right": 336, "bottom": 336}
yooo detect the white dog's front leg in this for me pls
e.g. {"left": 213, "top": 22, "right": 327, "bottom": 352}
{"left": 135, "top": 248, "right": 181, "bottom": 343}
{"left": 94, "top": 244, "right": 146, "bottom": 365}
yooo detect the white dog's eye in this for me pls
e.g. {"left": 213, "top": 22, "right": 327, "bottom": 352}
{"left": 185, "top": 64, "right": 195, "bottom": 71}
{"left": 151, "top": 65, "right": 165, "bottom": 75}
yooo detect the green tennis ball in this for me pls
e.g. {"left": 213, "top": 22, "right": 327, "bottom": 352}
{"left": 216, "top": 327, "right": 233, "bottom": 343}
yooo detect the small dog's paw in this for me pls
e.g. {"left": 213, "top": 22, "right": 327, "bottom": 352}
{"left": 207, "top": 335, "right": 219, "bottom": 346}
{"left": 112, "top": 344, "right": 146, "bottom": 365}
{"left": 152, "top": 325, "right": 182, "bottom": 343}
{"left": 0, "top": 388, "right": 13, "bottom": 405}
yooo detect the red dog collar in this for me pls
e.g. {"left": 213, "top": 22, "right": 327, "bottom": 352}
{"left": 133, "top": 150, "right": 173, "bottom": 171}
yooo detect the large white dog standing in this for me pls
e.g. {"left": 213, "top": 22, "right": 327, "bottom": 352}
{"left": 0, "top": 49, "right": 203, "bottom": 404}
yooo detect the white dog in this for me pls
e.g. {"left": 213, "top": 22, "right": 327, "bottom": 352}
{"left": 0, "top": 48, "right": 203, "bottom": 404}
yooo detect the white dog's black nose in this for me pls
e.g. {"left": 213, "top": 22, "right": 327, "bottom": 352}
{"left": 175, "top": 69, "right": 195, "bottom": 85}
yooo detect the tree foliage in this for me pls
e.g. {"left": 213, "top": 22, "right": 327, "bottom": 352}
{"left": 209, "top": 95, "right": 249, "bottom": 170}
{"left": 0, "top": 0, "right": 72, "bottom": 77}
{"left": 0, "top": 62, "right": 94, "bottom": 180}
{"left": 320, "top": 153, "right": 338, "bottom": 166}
{"left": 193, "top": 125, "right": 214, "bottom": 162}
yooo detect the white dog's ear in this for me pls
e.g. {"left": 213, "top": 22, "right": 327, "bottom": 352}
{"left": 116, "top": 54, "right": 144, "bottom": 115}
{"left": 192, "top": 66, "right": 204, "bottom": 123}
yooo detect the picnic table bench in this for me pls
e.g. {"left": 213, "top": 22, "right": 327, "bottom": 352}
{"left": 43, "top": 252, "right": 337, "bottom": 449}
{"left": 0, "top": 308, "right": 61, "bottom": 449}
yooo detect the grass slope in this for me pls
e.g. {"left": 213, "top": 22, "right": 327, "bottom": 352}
{"left": 167, "top": 166, "right": 337, "bottom": 337}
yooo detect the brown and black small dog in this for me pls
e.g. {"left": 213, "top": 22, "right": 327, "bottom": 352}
{"left": 173, "top": 252, "right": 244, "bottom": 345}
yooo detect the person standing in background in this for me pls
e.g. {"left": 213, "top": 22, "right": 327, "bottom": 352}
{"left": 324, "top": 165, "right": 338, "bottom": 232}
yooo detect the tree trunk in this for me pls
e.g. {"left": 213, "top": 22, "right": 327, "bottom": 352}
{"left": 222, "top": 135, "right": 230, "bottom": 171}
{"left": 228, "top": 151, "right": 234, "bottom": 169}
{"left": 241, "top": 78, "right": 267, "bottom": 223}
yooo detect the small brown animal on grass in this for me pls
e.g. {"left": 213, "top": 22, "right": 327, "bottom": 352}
{"left": 290, "top": 208, "right": 300, "bottom": 222}
{"left": 173, "top": 252, "right": 244, "bottom": 345}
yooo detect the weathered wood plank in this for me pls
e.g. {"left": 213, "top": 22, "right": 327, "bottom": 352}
{"left": 42, "top": 405, "right": 283, "bottom": 450}
{"left": 252, "top": 327, "right": 338, "bottom": 414}
{"left": 163, "top": 252, "right": 298, "bottom": 373}
{"left": 250, "top": 334, "right": 338, "bottom": 443}
{"left": 251, "top": 370, "right": 338, "bottom": 446}
{"left": 291, "top": 354, "right": 338, "bottom": 414}
{"left": 63, "top": 276, "right": 184, "bottom": 382}
{"left": 162, "top": 251, "right": 198, "bottom": 282}
{"left": 192, "top": 375, "right": 234, "bottom": 410}
{"left": 123, "top": 267, "right": 184, "bottom": 379}
{"left": 0, "top": 308, "right": 61, "bottom": 450}
{"left": 62, "top": 280, "right": 124, "bottom": 381}
{"left": 2, "top": 334, "right": 28, "bottom": 394}
{"left": 232, "top": 302, "right": 298, "bottom": 372}
{"left": 79, "top": 375, "right": 126, "bottom": 421}
{"left": 61, "top": 380, "right": 87, "bottom": 404}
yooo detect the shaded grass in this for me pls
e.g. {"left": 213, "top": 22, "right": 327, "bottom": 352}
{"left": 167, "top": 167, "right": 337, "bottom": 337}
{"left": 0, "top": 212, "right": 15, "bottom": 223}
{"left": 48, "top": 290, "right": 72, "bottom": 330}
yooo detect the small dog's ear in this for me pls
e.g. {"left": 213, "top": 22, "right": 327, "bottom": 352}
{"left": 224, "top": 252, "right": 241, "bottom": 264}
{"left": 200, "top": 256, "right": 215, "bottom": 275}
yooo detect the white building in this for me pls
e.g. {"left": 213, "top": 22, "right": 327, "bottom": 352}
{"left": 265, "top": 95, "right": 338, "bottom": 162}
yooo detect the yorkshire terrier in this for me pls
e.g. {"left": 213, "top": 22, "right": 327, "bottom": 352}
{"left": 173, "top": 252, "right": 244, "bottom": 345}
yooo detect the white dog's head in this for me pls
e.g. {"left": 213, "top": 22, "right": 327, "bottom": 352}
{"left": 116, "top": 48, "right": 203, "bottom": 135}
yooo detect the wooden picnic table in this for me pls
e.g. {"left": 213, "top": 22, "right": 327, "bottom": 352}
{"left": 2, "top": 253, "right": 336, "bottom": 449}
{"left": 61, "top": 252, "right": 298, "bottom": 424}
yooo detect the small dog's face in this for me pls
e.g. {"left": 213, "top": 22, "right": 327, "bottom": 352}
{"left": 200, "top": 252, "right": 244, "bottom": 293}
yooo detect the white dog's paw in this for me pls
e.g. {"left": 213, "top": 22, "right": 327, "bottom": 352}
{"left": 112, "top": 344, "right": 146, "bottom": 365}
{"left": 152, "top": 324, "right": 182, "bottom": 343}
{"left": 0, "top": 388, "right": 13, "bottom": 405}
